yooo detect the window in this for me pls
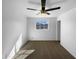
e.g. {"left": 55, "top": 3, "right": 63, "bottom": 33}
{"left": 36, "top": 19, "right": 48, "bottom": 29}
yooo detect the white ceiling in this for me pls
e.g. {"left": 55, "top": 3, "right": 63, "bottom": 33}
{"left": 24, "top": 0, "right": 76, "bottom": 17}
{"left": 27, "top": 0, "right": 66, "bottom": 7}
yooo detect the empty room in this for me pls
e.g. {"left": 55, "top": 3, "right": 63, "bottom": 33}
{"left": 2, "top": 0, "right": 76, "bottom": 59}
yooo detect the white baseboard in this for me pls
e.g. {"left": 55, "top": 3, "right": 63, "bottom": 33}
{"left": 28, "top": 39, "right": 59, "bottom": 41}
{"left": 60, "top": 42, "right": 75, "bottom": 58}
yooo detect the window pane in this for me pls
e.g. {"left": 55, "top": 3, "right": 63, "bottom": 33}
{"left": 36, "top": 19, "right": 48, "bottom": 29}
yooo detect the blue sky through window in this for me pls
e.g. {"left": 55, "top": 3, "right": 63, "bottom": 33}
{"left": 36, "top": 19, "right": 48, "bottom": 24}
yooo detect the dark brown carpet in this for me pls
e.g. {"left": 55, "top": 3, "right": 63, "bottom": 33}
{"left": 21, "top": 41, "right": 75, "bottom": 59}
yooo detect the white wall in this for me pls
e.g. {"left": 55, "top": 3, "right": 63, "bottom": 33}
{"left": 59, "top": 8, "right": 76, "bottom": 57}
{"left": 27, "top": 17, "right": 57, "bottom": 41}
{"left": 2, "top": 0, "right": 28, "bottom": 59}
